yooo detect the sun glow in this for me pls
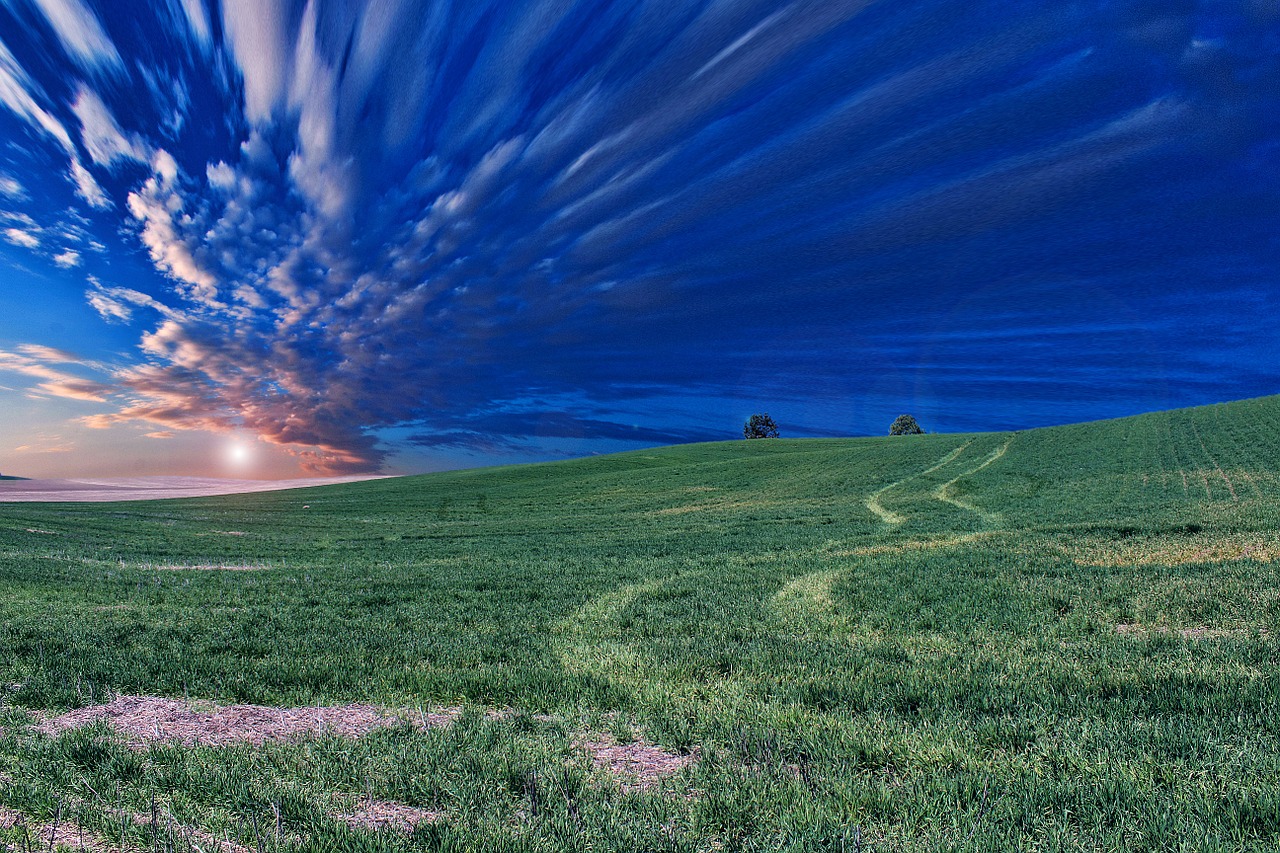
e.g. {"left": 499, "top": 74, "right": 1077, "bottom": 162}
{"left": 225, "top": 441, "right": 253, "bottom": 470}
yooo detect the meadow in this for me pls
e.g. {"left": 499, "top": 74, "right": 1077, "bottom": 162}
{"left": 1, "top": 396, "right": 1278, "bottom": 851}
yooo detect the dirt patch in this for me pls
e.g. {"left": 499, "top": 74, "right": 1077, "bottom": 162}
{"left": 1115, "top": 622, "right": 1269, "bottom": 640}
{"left": 575, "top": 734, "right": 699, "bottom": 792}
{"left": 36, "top": 695, "right": 458, "bottom": 749}
{"left": 116, "top": 807, "right": 253, "bottom": 853}
{"left": 1, "top": 805, "right": 106, "bottom": 852}
{"left": 334, "top": 799, "right": 442, "bottom": 834}
{"left": 1, "top": 799, "right": 258, "bottom": 853}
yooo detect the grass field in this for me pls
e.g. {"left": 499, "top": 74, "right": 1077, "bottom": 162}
{"left": 2, "top": 396, "right": 1279, "bottom": 851}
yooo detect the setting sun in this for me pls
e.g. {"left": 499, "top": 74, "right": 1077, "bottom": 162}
{"left": 226, "top": 442, "right": 251, "bottom": 468}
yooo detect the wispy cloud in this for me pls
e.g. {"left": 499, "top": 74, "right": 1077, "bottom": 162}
{"left": 4, "top": 226, "right": 38, "bottom": 248}
{"left": 0, "top": 37, "right": 75, "bottom": 152}
{"left": 0, "top": 172, "right": 26, "bottom": 199}
{"left": 52, "top": 248, "right": 79, "bottom": 267}
{"left": 71, "top": 84, "right": 148, "bottom": 166}
{"left": 0, "top": 0, "right": 1276, "bottom": 473}
{"left": 68, "top": 157, "right": 110, "bottom": 208}
{"left": 24, "top": 0, "right": 122, "bottom": 73}
{"left": 0, "top": 345, "right": 110, "bottom": 404}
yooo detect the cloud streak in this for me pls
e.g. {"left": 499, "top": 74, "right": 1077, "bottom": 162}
{"left": 0, "top": 0, "right": 1277, "bottom": 473}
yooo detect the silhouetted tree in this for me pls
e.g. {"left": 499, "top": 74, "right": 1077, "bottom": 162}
{"left": 889, "top": 414, "right": 924, "bottom": 435}
{"left": 743, "top": 413, "right": 780, "bottom": 439}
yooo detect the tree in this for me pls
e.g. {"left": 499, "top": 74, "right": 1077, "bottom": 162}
{"left": 743, "top": 413, "right": 780, "bottom": 439}
{"left": 889, "top": 414, "right": 924, "bottom": 435}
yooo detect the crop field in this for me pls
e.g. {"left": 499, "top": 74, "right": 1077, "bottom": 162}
{"left": 1, "top": 396, "right": 1279, "bottom": 851}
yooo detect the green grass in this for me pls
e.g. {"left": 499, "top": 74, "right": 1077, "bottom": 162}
{"left": 2, "top": 396, "right": 1279, "bottom": 851}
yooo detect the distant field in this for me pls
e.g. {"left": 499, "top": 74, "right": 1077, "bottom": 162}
{"left": 2, "top": 396, "right": 1278, "bottom": 851}
{"left": 0, "top": 475, "right": 385, "bottom": 502}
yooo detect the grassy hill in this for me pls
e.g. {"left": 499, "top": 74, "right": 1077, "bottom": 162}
{"left": 1, "top": 396, "right": 1278, "bottom": 850}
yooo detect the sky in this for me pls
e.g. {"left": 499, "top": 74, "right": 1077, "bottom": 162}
{"left": 0, "top": 0, "right": 1277, "bottom": 479}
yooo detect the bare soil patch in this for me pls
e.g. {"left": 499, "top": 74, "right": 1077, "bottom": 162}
{"left": 116, "top": 807, "right": 253, "bottom": 853}
{"left": 334, "top": 799, "right": 442, "bottom": 834}
{"left": 1, "top": 801, "right": 255, "bottom": 853}
{"left": 574, "top": 733, "right": 699, "bottom": 792}
{"left": 1, "top": 805, "right": 105, "bottom": 852}
{"left": 36, "top": 695, "right": 458, "bottom": 749}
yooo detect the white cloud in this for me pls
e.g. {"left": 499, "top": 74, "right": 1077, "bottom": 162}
{"left": 86, "top": 280, "right": 179, "bottom": 324}
{"left": 126, "top": 156, "right": 220, "bottom": 303}
{"left": 152, "top": 149, "right": 179, "bottom": 184}
{"left": 220, "top": 0, "right": 293, "bottom": 123}
{"left": 4, "top": 227, "right": 38, "bottom": 248}
{"left": 0, "top": 173, "right": 26, "bottom": 199}
{"left": 26, "top": 0, "right": 123, "bottom": 73}
{"left": 86, "top": 288, "right": 133, "bottom": 322}
{"left": 71, "top": 85, "right": 149, "bottom": 166}
{"left": 16, "top": 343, "right": 81, "bottom": 362}
{"left": 69, "top": 158, "right": 111, "bottom": 208}
{"left": 170, "top": 0, "right": 211, "bottom": 47}
{"left": 0, "top": 38, "right": 75, "bottom": 152}
{"left": 206, "top": 161, "right": 237, "bottom": 192}
{"left": 53, "top": 249, "right": 81, "bottom": 267}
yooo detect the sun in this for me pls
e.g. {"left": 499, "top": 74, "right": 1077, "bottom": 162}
{"left": 226, "top": 442, "right": 253, "bottom": 469}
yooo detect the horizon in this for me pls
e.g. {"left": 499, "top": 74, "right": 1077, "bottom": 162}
{"left": 4, "top": 390, "right": 1273, "bottom": 484}
{"left": 1, "top": 1, "right": 1277, "bottom": 480}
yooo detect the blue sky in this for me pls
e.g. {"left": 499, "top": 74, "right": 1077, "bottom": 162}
{"left": 0, "top": 0, "right": 1276, "bottom": 478}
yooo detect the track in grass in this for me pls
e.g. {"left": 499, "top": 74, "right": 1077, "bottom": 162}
{"left": 863, "top": 441, "right": 972, "bottom": 525}
{"left": 931, "top": 436, "right": 1014, "bottom": 527}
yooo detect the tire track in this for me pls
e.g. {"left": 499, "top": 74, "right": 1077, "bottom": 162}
{"left": 933, "top": 437, "right": 1014, "bottom": 526}
{"left": 864, "top": 441, "right": 972, "bottom": 525}
{"left": 772, "top": 531, "right": 1006, "bottom": 632}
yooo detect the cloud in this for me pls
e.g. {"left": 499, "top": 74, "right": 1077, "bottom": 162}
{"left": 24, "top": 0, "right": 123, "bottom": 73}
{"left": 13, "top": 439, "right": 74, "bottom": 453}
{"left": 1, "top": 0, "right": 1278, "bottom": 473}
{"left": 0, "top": 345, "right": 112, "bottom": 403}
{"left": 125, "top": 152, "right": 219, "bottom": 301}
{"left": 4, "top": 227, "right": 38, "bottom": 248}
{"left": 71, "top": 85, "right": 149, "bottom": 166}
{"left": 69, "top": 157, "right": 110, "bottom": 208}
{"left": 0, "top": 173, "right": 26, "bottom": 199}
{"left": 35, "top": 377, "right": 110, "bottom": 401}
{"left": 0, "top": 37, "right": 75, "bottom": 152}
{"left": 85, "top": 288, "right": 133, "bottom": 322}
{"left": 52, "top": 248, "right": 80, "bottom": 267}
{"left": 406, "top": 410, "right": 713, "bottom": 452}
{"left": 219, "top": 0, "right": 294, "bottom": 123}
{"left": 168, "top": 0, "right": 211, "bottom": 49}
{"left": 17, "top": 343, "right": 85, "bottom": 363}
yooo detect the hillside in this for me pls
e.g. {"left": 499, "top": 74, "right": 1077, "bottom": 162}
{"left": 1, "top": 395, "right": 1278, "bottom": 851}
